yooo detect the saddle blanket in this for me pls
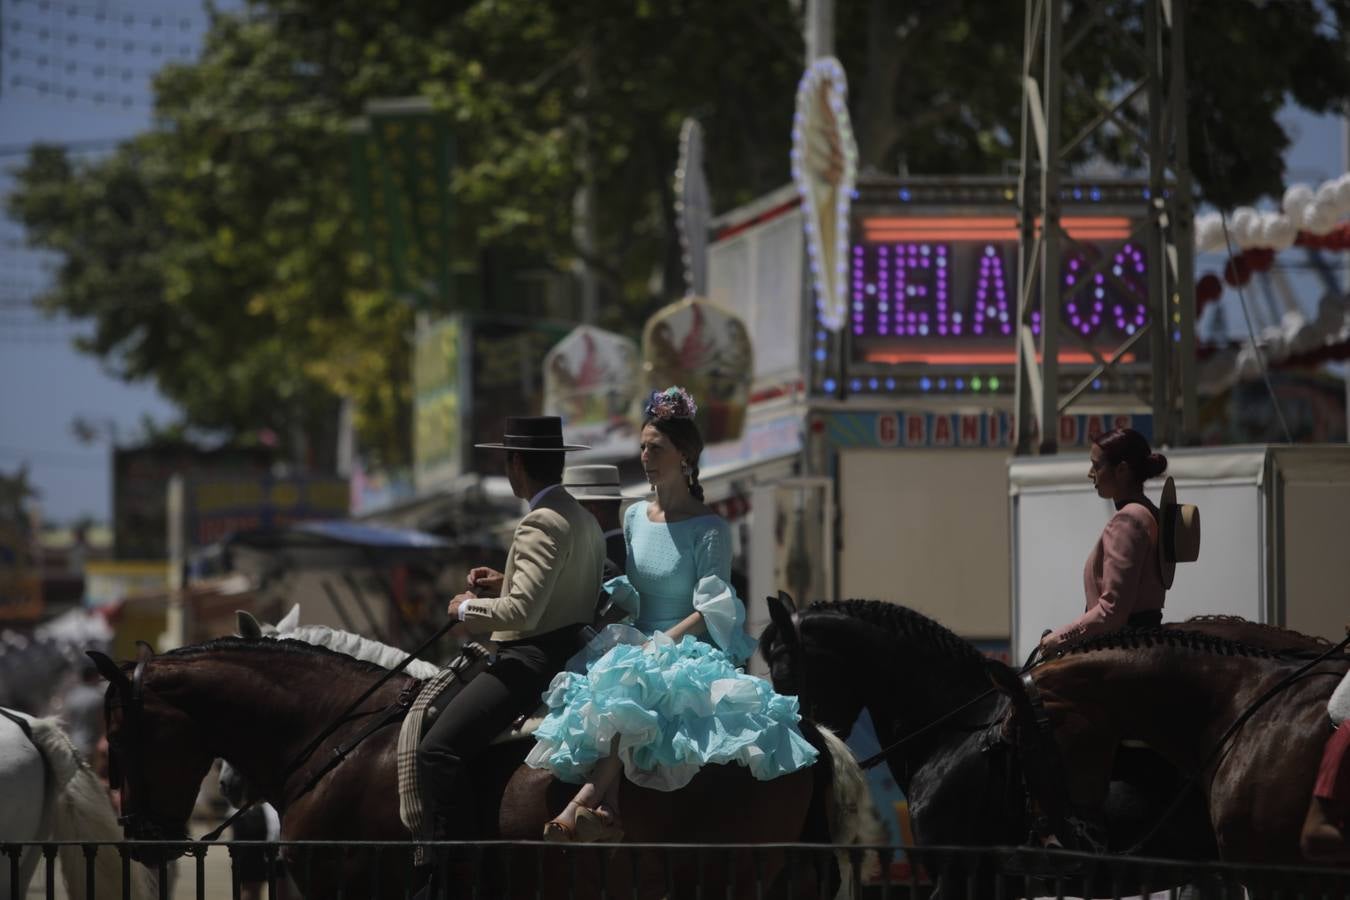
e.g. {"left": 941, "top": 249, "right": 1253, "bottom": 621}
{"left": 396, "top": 643, "right": 542, "bottom": 834}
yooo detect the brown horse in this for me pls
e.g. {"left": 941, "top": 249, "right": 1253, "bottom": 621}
{"left": 88, "top": 637, "right": 872, "bottom": 899}
{"left": 990, "top": 624, "right": 1349, "bottom": 869}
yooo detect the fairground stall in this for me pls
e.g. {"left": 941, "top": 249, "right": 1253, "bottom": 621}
{"left": 705, "top": 176, "right": 1163, "bottom": 660}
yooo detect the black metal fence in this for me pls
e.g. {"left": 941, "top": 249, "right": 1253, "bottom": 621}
{"left": 5, "top": 840, "right": 1350, "bottom": 900}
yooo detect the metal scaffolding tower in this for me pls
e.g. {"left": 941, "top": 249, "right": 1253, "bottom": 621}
{"left": 1015, "top": 0, "right": 1196, "bottom": 454}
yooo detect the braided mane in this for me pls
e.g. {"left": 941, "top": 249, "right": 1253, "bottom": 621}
{"left": 802, "top": 599, "right": 989, "bottom": 669}
{"left": 1061, "top": 627, "right": 1280, "bottom": 660}
{"left": 158, "top": 636, "right": 397, "bottom": 677}
{"left": 1181, "top": 615, "right": 1333, "bottom": 651}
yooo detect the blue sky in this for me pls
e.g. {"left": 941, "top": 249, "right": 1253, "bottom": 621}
{"left": 0, "top": 0, "right": 204, "bottom": 526}
{"left": 0, "top": 1, "right": 1345, "bottom": 524}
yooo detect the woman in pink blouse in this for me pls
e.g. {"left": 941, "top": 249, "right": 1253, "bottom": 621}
{"left": 1041, "top": 428, "right": 1168, "bottom": 652}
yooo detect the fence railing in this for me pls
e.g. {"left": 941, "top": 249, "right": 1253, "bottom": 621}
{"left": 5, "top": 840, "right": 1350, "bottom": 900}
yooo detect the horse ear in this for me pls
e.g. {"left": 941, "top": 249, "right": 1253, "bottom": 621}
{"left": 777, "top": 590, "right": 798, "bottom": 614}
{"left": 86, "top": 650, "right": 129, "bottom": 691}
{"left": 766, "top": 592, "right": 800, "bottom": 647}
{"left": 275, "top": 603, "right": 300, "bottom": 633}
{"left": 236, "top": 610, "right": 264, "bottom": 639}
{"left": 134, "top": 640, "right": 155, "bottom": 663}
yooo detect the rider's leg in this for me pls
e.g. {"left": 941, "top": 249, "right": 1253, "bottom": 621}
{"left": 417, "top": 645, "right": 553, "bottom": 862}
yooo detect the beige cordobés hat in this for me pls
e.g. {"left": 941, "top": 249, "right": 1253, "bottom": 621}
{"left": 563, "top": 465, "right": 623, "bottom": 502}
{"left": 1158, "top": 476, "right": 1201, "bottom": 589}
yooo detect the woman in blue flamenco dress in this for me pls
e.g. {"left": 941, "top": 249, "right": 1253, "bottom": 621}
{"left": 526, "top": 387, "right": 819, "bottom": 842}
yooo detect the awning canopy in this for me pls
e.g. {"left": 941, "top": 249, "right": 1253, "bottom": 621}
{"left": 222, "top": 519, "right": 458, "bottom": 573}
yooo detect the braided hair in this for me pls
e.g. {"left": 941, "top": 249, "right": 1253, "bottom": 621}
{"left": 643, "top": 387, "right": 705, "bottom": 502}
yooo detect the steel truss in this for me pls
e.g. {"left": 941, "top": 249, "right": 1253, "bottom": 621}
{"left": 1015, "top": 0, "right": 1196, "bottom": 453}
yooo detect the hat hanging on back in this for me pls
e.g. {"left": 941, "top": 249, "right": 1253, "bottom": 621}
{"left": 474, "top": 416, "right": 589, "bottom": 452}
{"left": 1157, "top": 476, "right": 1200, "bottom": 589}
{"left": 563, "top": 465, "right": 623, "bottom": 501}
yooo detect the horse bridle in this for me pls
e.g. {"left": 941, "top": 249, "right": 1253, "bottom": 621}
{"left": 105, "top": 641, "right": 185, "bottom": 842}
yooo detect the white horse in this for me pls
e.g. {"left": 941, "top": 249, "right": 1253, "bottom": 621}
{"left": 0, "top": 708, "right": 155, "bottom": 900}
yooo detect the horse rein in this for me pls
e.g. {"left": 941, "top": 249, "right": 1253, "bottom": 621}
{"left": 104, "top": 641, "right": 179, "bottom": 842}
{"left": 195, "top": 615, "right": 468, "bottom": 842}
{"left": 855, "top": 635, "right": 1045, "bottom": 771}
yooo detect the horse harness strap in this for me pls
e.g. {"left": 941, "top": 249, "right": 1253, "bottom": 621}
{"left": 196, "top": 619, "right": 456, "bottom": 843}
{"left": 198, "top": 679, "right": 427, "bottom": 843}
{"left": 1020, "top": 672, "right": 1053, "bottom": 734}
{"left": 288, "top": 678, "right": 425, "bottom": 805}
{"left": 858, "top": 686, "right": 997, "bottom": 770}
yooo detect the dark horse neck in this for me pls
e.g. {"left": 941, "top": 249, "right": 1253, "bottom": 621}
{"left": 865, "top": 644, "right": 1005, "bottom": 791}
{"left": 146, "top": 638, "right": 409, "bottom": 809}
{"left": 799, "top": 601, "right": 1004, "bottom": 788}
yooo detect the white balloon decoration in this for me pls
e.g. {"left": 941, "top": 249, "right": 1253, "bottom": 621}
{"left": 1196, "top": 173, "right": 1350, "bottom": 253}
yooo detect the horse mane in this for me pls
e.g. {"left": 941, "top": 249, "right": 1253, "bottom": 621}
{"left": 801, "top": 599, "right": 991, "bottom": 670}
{"left": 1180, "top": 615, "right": 1333, "bottom": 652}
{"left": 1061, "top": 626, "right": 1281, "bottom": 660}
{"left": 161, "top": 636, "right": 400, "bottom": 677}
{"left": 280, "top": 624, "right": 441, "bottom": 680}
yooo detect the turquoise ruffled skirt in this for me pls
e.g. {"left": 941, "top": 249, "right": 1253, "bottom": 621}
{"left": 524, "top": 628, "right": 820, "bottom": 791}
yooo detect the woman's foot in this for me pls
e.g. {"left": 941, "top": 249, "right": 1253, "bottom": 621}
{"left": 574, "top": 806, "right": 624, "bottom": 843}
{"left": 542, "top": 801, "right": 582, "bottom": 842}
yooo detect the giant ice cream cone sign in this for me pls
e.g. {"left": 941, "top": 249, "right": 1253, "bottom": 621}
{"left": 641, "top": 297, "right": 752, "bottom": 444}
{"left": 791, "top": 58, "right": 858, "bottom": 333}
{"left": 675, "top": 118, "right": 712, "bottom": 297}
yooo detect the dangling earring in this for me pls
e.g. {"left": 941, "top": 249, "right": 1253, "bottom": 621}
{"left": 680, "top": 460, "right": 689, "bottom": 477}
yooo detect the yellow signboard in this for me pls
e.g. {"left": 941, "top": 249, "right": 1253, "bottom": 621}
{"left": 0, "top": 521, "right": 42, "bottom": 622}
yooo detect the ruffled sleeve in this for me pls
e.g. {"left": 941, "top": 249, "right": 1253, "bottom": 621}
{"left": 691, "top": 520, "right": 757, "bottom": 665}
{"left": 602, "top": 575, "right": 640, "bottom": 621}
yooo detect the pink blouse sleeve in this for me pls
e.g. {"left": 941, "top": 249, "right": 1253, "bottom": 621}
{"left": 1048, "top": 509, "right": 1154, "bottom": 647}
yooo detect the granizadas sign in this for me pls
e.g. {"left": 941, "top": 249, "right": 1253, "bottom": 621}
{"left": 824, "top": 411, "right": 1152, "bottom": 449}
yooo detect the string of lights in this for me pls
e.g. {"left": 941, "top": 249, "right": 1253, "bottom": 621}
{"left": 6, "top": 73, "right": 148, "bottom": 107}
{"left": 6, "top": 42, "right": 193, "bottom": 80}
{"left": 6, "top": 0, "right": 203, "bottom": 34}
{"left": 5, "top": 13, "right": 201, "bottom": 58}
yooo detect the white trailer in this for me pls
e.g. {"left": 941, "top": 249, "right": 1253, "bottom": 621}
{"left": 1010, "top": 444, "right": 1350, "bottom": 660}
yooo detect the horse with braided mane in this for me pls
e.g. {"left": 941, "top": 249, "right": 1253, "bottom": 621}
{"left": 989, "top": 623, "right": 1349, "bottom": 879}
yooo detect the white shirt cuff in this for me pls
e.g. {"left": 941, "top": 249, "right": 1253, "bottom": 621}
{"left": 457, "top": 600, "right": 473, "bottom": 622}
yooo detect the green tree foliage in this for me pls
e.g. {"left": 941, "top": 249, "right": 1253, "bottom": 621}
{"left": 9, "top": 0, "right": 1348, "bottom": 470}
{"left": 837, "top": 0, "right": 1350, "bottom": 207}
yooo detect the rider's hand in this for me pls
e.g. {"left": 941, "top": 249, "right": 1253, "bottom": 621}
{"left": 446, "top": 593, "right": 474, "bottom": 638}
{"left": 467, "top": 567, "right": 503, "bottom": 596}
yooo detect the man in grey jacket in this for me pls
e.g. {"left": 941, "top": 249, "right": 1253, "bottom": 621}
{"left": 416, "top": 416, "right": 606, "bottom": 857}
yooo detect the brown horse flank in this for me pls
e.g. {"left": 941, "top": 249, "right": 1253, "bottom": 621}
{"left": 992, "top": 625, "right": 1349, "bottom": 868}
{"left": 90, "top": 637, "right": 873, "bottom": 898}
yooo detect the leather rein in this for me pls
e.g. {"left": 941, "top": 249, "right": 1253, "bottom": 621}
{"left": 108, "top": 620, "right": 462, "bottom": 844}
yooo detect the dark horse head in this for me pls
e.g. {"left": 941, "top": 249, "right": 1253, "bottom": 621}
{"left": 758, "top": 594, "right": 1243, "bottom": 895}
{"left": 759, "top": 592, "right": 1027, "bottom": 850}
